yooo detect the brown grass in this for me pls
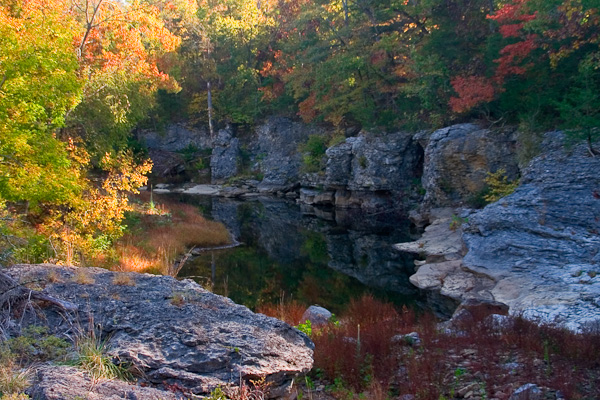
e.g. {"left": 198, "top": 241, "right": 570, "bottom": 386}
{"left": 73, "top": 269, "right": 95, "bottom": 285}
{"left": 112, "top": 273, "right": 135, "bottom": 286}
{"left": 113, "top": 193, "right": 230, "bottom": 275}
{"left": 256, "top": 298, "right": 307, "bottom": 326}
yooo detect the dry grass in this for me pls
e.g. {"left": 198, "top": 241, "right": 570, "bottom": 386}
{"left": 113, "top": 193, "right": 230, "bottom": 275}
{"left": 73, "top": 269, "right": 95, "bottom": 285}
{"left": 112, "top": 273, "right": 135, "bottom": 286}
{"left": 0, "top": 363, "right": 31, "bottom": 396}
{"left": 256, "top": 298, "right": 307, "bottom": 326}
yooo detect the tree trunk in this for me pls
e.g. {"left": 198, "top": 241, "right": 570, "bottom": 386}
{"left": 207, "top": 80, "right": 214, "bottom": 140}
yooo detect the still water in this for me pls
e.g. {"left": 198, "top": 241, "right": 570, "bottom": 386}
{"left": 173, "top": 195, "right": 426, "bottom": 315}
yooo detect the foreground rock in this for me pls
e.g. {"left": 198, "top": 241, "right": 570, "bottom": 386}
{"left": 4, "top": 264, "right": 314, "bottom": 398}
{"left": 30, "top": 366, "right": 184, "bottom": 400}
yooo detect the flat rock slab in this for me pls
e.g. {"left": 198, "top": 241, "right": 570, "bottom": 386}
{"left": 29, "top": 366, "right": 184, "bottom": 400}
{"left": 394, "top": 208, "right": 465, "bottom": 262}
{"left": 182, "top": 184, "right": 223, "bottom": 195}
{"left": 6, "top": 264, "right": 314, "bottom": 398}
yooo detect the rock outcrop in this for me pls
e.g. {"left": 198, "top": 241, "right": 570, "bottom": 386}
{"left": 4, "top": 264, "right": 314, "bottom": 398}
{"left": 138, "top": 123, "right": 212, "bottom": 152}
{"left": 211, "top": 126, "right": 240, "bottom": 182}
{"left": 398, "top": 134, "right": 600, "bottom": 331}
{"left": 418, "top": 123, "right": 519, "bottom": 208}
{"left": 253, "top": 117, "right": 320, "bottom": 189}
{"left": 462, "top": 133, "right": 600, "bottom": 330}
{"left": 300, "top": 131, "right": 423, "bottom": 211}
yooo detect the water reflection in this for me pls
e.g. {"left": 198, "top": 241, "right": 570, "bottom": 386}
{"left": 175, "top": 196, "right": 424, "bottom": 314}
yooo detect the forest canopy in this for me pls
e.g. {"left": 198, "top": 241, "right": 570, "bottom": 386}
{"left": 1, "top": 0, "right": 599, "bottom": 265}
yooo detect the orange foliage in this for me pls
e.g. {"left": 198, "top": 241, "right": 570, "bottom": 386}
{"left": 69, "top": 0, "right": 181, "bottom": 93}
{"left": 297, "top": 92, "right": 318, "bottom": 123}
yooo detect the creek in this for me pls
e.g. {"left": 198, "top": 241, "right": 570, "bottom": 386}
{"left": 170, "top": 195, "right": 435, "bottom": 315}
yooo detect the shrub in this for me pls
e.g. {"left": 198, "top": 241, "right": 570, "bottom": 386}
{"left": 484, "top": 168, "right": 519, "bottom": 203}
{"left": 300, "top": 135, "right": 328, "bottom": 173}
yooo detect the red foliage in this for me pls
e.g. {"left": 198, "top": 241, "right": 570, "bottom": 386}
{"left": 494, "top": 35, "right": 538, "bottom": 82}
{"left": 449, "top": 75, "right": 496, "bottom": 113}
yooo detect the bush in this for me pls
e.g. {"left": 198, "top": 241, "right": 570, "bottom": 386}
{"left": 300, "top": 135, "right": 328, "bottom": 173}
{"left": 484, "top": 169, "right": 519, "bottom": 203}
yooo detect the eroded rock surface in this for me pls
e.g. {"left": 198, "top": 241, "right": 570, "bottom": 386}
{"left": 401, "top": 134, "right": 600, "bottom": 330}
{"left": 419, "top": 124, "right": 519, "bottom": 208}
{"left": 462, "top": 134, "right": 600, "bottom": 329}
{"left": 5, "top": 264, "right": 314, "bottom": 398}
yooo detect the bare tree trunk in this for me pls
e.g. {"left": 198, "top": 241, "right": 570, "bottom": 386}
{"left": 207, "top": 80, "right": 214, "bottom": 139}
{"left": 342, "top": 0, "right": 349, "bottom": 25}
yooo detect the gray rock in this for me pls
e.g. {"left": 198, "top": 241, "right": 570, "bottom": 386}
{"left": 462, "top": 133, "right": 600, "bottom": 330}
{"left": 211, "top": 127, "right": 239, "bottom": 182}
{"left": 6, "top": 264, "right": 314, "bottom": 399}
{"left": 29, "top": 366, "right": 184, "bottom": 400}
{"left": 421, "top": 124, "right": 519, "bottom": 208}
{"left": 254, "top": 117, "right": 321, "bottom": 186}
{"left": 391, "top": 332, "right": 421, "bottom": 347}
{"left": 301, "top": 305, "right": 332, "bottom": 327}
{"left": 509, "top": 383, "right": 542, "bottom": 400}
{"left": 138, "top": 123, "right": 212, "bottom": 152}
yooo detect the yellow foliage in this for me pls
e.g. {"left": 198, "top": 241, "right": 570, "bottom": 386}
{"left": 484, "top": 169, "right": 519, "bottom": 204}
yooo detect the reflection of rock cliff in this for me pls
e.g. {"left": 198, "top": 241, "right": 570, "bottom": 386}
{"left": 210, "top": 197, "right": 418, "bottom": 296}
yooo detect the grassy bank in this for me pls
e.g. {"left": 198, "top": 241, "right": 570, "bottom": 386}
{"left": 111, "top": 192, "right": 230, "bottom": 275}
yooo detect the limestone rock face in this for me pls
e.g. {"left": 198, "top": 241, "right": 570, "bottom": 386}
{"left": 211, "top": 126, "right": 240, "bottom": 182}
{"left": 138, "top": 123, "right": 212, "bottom": 152}
{"left": 254, "top": 117, "right": 320, "bottom": 188}
{"left": 5, "top": 264, "right": 314, "bottom": 398}
{"left": 323, "top": 132, "right": 422, "bottom": 192}
{"left": 421, "top": 124, "right": 519, "bottom": 207}
{"left": 462, "top": 134, "right": 600, "bottom": 330}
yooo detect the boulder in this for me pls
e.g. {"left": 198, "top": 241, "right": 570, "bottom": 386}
{"left": 509, "top": 383, "right": 542, "bottom": 400}
{"left": 29, "top": 366, "right": 184, "bottom": 400}
{"left": 420, "top": 124, "right": 519, "bottom": 208}
{"left": 301, "top": 305, "right": 332, "bottom": 327}
{"left": 5, "top": 264, "right": 314, "bottom": 399}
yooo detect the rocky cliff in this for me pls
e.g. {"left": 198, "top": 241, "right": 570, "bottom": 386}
{"left": 398, "top": 134, "right": 600, "bottom": 331}
{"left": 2, "top": 264, "right": 314, "bottom": 398}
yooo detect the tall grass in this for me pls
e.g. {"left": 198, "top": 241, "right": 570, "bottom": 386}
{"left": 114, "top": 193, "right": 230, "bottom": 274}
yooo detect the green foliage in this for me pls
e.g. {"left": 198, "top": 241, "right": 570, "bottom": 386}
{"left": 484, "top": 169, "right": 519, "bottom": 204}
{"left": 300, "top": 135, "right": 328, "bottom": 173}
{"left": 208, "top": 387, "right": 228, "bottom": 400}
{"left": 556, "top": 56, "right": 600, "bottom": 152}
{"left": 449, "top": 215, "right": 468, "bottom": 231}
{"left": 296, "top": 320, "right": 312, "bottom": 336}
{"left": 1, "top": 326, "right": 70, "bottom": 365}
